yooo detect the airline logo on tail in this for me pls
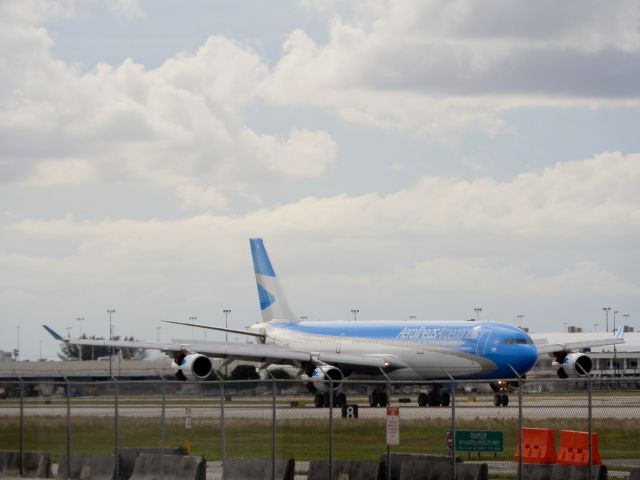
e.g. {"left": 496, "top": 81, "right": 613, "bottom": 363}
{"left": 250, "top": 238, "right": 297, "bottom": 322}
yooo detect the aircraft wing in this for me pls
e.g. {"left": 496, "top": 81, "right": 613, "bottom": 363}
{"left": 45, "top": 327, "right": 406, "bottom": 372}
{"left": 532, "top": 326, "right": 625, "bottom": 355}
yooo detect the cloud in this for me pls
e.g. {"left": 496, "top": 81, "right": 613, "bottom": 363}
{"left": 176, "top": 184, "right": 228, "bottom": 211}
{"left": 0, "top": 16, "right": 337, "bottom": 193}
{"left": 107, "top": 0, "right": 145, "bottom": 20}
{"left": 264, "top": 1, "right": 640, "bottom": 136}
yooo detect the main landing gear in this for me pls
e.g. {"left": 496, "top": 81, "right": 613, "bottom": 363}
{"left": 368, "top": 388, "right": 389, "bottom": 407}
{"left": 417, "top": 387, "right": 451, "bottom": 407}
{"left": 493, "top": 393, "right": 509, "bottom": 406}
{"left": 314, "top": 392, "right": 347, "bottom": 408}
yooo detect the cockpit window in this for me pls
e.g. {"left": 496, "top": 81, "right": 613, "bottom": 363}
{"left": 503, "top": 337, "right": 533, "bottom": 345}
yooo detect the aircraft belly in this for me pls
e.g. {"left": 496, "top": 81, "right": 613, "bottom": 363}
{"left": 404, "top": 349, "right": 493, "bottom": 379}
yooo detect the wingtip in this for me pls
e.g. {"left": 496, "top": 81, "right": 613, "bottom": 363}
{"left": 42, "top": 325, "right": 66, "bottom": 341}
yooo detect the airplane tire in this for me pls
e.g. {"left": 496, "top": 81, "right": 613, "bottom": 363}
{"left": 378, "top": 392, "right": 388, "bottom": 407}
{"left": 418, "top": 393, "right": 428, "bottom": 407}
{"left": 336, "top": 392, "right": 347, "bottom": 408}
{"left": 369, "top": 392, "right": 379, "bottom": 407}
{"left": 440, "top": 392, "right": 451, "bottom": 407}
{"left": 493, "top": 394, "right": 502, "bottom": 407}
{"left": 314, "top": 393, "right": 326, "bottom": 408}
{"left": 427, "top": 391, "right": 440, "bottom": 407}
{"left": 501, "top": 394, "right": 509, "bottom": 406}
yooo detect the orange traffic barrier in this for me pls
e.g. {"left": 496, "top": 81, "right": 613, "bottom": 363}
{"left": 557, "top": 430, "right": 602, "bottom": 465}
{"left": 514, "top": 428, "right": 557, "bottom": 464}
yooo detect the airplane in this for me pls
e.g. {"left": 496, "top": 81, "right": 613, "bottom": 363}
{"left": 44, "top": 238, "right": 626, "bottom": 408}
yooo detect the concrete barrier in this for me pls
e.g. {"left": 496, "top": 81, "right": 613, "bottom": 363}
{"left": 56, "top": 455, "right": 115, "bottom": 480}
{"left": 307, "top": 460, "right": 382, "bottom": 480}
{"left": 129, "top": 453, "right": 205, "bottom": 480}
{"left": 518, "top": 463, "right": 555, "bottom": 480}
{"left": 398, "top": 461, "right": 487, "bottom": 480}
{"left": 117, "top": 447, "right": 187, "bottom": 480}
{"left": 550, "top": 464, "right": 607, "bottom": 480}
{"left": 222, "top": 458, "right": 294, "bottom": 480}
{"left": 0, "top": 451, "right": 51, "bottom": 478}
{"left": 380, "top": 453, "right": 460, "bottom": 480}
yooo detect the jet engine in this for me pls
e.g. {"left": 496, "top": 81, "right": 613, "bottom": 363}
{"left": 553, "top": 353, "right": 593, "bottom": 378}
{"left": 307, "top": 366, "right": 344, "bottom": 392}
{"left": 171, "top": 353, "right": 213, "bottom": 381}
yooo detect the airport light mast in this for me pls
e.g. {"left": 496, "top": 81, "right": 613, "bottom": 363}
{"left": 350, "top": 309, "right": 359, "bottom": 321}
{"left": 107, "top": 309, "right": 116, "bottom": 377}
{"left": 602, "top": 307, "right": 611, "bottom": 333}
{"left": 76, "top": 317, "right": 84, "bottom": 361}
{"left": 474, "top": 307, "right": 482, "bottom": 322}
{"left": 223, "top": 309, "right": 231, "bottom": 342}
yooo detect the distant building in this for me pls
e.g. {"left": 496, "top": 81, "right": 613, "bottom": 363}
{"left": 0, "top": 350, "right": 14, "bottom": 362}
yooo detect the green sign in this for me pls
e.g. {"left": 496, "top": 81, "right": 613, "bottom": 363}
{"left": 446, "top": 431, "right": 504, "bottom": 452}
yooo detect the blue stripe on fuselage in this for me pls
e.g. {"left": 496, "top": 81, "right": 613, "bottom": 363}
{"left": 274, "top": 320, "right": 538, "bottom": 379}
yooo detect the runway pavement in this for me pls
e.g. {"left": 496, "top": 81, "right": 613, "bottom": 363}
{"left": 1, "top": 394, "right": 639, "bottom": 420}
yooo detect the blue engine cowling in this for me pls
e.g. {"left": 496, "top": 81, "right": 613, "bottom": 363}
{"left": 309, "top": 366, "right": 343, "bottom": 392}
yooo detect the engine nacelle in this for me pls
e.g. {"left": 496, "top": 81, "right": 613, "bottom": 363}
{"left": 307, "top": 366, "right": 344, "bottom": 393}
{"left": 171, "top": 353, "right": 213, "bottom": 381}
{"left": 553, "top": 353, "right": 593, "bottom": 379}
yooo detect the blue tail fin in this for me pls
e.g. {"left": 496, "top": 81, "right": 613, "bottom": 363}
{"left": 250, "top": 238, "right": 297, "bottom": 323}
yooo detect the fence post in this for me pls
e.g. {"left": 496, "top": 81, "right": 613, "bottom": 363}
{"left": 518, "top": 378, "right": 523, "bottom": 480}
{"left": 66, "top": 379, "right": 72, "bottom": 479}
{"left": 272, "top": 378, "right": 277, "bottom": 480}
{"left": 114, "top": 377, "right": 120, "bottom": 480}
{"left": 451, "top": 382, "right": 456, "bottom": 480}
{"left": 329, "top": 379, "right": 333, "bottom": 480}
{"left": 387, "top": 380, "right": 391, "bottom": 480}
{"left": 587, "top": 373, "right": 593, "bottom": 480}
{"left": 19, "top": 379, "right": 24, "bottom": 477}
{"left": 161, "top": 380, "right": 166, "bottom": 480}
{"left": 160, "top": 380, "right": 166, "bottom": 447}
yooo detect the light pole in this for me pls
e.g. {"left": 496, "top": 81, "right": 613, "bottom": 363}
{"left": 623, "top": 313, "right": 631, "bottom": 327}
{"left": 613, "top": 310, "right": 620, "bottom": 376}
{"left": 408, "top": 315, "right": 416, "bottom": 322}
{"left": 76, "top": 317, "right": 84, "bottom": 361}
{"left": 602, "top": 307, "right": 611, "bottom": 333}
{"left": 474, "top": 307, "right": 482, "bottom": 322}
{"left": 223, "top": 309, "right": 231, "bottom": 342}
{"left": 16, "top": 325, "right": 20, "bottom": 362}
{"left": 189, "top": 316, "right": 198, "bottom": 340}
{"left": 593, "top": 322, "right": 598, "bottom": 332}
{"left": 107, "top": 309, "right": 116, "bottom": 377}
{"left": 300, "top": 315, "right": 308, "bottom": 321}
{"left": 350, "top": 309, "right": 359, "bottom": 321}
{"left": 76, "top": 317, "right": 84, "bottom": 336}
{"left": 516, "top": 314, "right": 524, "bottom": 328}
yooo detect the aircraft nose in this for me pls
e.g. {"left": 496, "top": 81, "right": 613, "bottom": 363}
{"left": 523, "top": 345, "right": 538, "bottom": 372}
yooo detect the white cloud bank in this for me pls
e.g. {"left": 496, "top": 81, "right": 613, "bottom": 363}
{"left": 4, "top": 151, "right": 639, "bottom": 301}
{"left": 0, "top": 4, "right": 337, "bottom": 208}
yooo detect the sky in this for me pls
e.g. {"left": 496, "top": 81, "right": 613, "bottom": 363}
{"left": 1, "top": 0, "right": 639, "bottom": 360}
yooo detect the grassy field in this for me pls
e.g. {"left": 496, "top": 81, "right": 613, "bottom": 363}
{"left": 0, "top": 415, "right": 638, "bottom": 462}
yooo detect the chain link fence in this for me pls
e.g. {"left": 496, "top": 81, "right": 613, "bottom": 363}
{"left": 1, "top": 376, "right": 640, "bottom": 479}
